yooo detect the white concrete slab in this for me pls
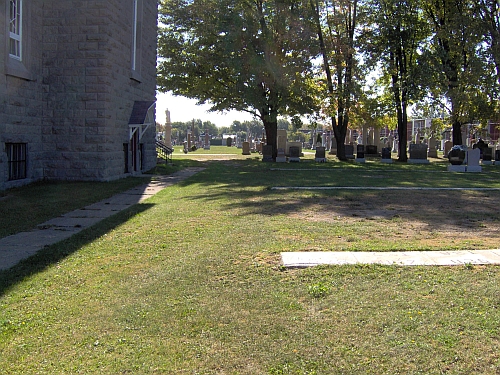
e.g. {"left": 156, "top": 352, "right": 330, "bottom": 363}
{"left": 281, "top": 250, "right": 500, "bottom": 268}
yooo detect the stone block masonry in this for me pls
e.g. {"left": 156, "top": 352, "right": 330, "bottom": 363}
{"left": 0, "top": 0, "right": 158, "bottom": 190}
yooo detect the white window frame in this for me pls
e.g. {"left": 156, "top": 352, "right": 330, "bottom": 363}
{"left": 132, "top": 0, "right": 138, "bottom": 71}
{"left": 9, "top": 0, "right": 22, "bottom": 61}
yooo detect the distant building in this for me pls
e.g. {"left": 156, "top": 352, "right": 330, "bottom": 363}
{"left": 1, "top": 0, "right": 158, "bottom": 190}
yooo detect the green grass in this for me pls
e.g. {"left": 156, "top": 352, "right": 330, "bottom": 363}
{"left": 1, "top": 157, "right": 500, "bottom": 374}
{"left": 0, "top": 160, "right": 198, "bottom": 239}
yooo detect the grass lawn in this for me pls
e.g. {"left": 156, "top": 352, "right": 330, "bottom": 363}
{"left": 1, "top": 149, "right": 500, "bottom": 374}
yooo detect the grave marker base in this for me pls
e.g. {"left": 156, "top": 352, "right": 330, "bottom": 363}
{"left": 448, "top": 165, "right": 466, "bottom": 172}
{"left": 466, "top": 166, "right": 482, "bottom": 173}
{"left": 408, "top": 159, "right": 430, "bottom": 164}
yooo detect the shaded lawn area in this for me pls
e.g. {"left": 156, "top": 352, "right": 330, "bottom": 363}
{"left": 1, "top": 159, "right": 500, "bottom": 374}
{"left": 0, "top": 160, "right": 198, "bottom": 239}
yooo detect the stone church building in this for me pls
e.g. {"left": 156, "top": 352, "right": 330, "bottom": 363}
{"left": 0, "top": 0, "right": 158, "bottom": 190}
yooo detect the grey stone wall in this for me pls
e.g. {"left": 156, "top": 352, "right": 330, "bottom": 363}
{"left": 0, "top": 0, "right": 157, "bottom": 190}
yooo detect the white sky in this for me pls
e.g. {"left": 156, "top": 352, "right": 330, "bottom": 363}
{"left": 155, "top": 92, "right": 255, "bottom": 128}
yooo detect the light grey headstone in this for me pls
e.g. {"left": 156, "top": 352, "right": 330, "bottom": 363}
{"left": 466, "top": 148, "right": 482, "bottom": 172}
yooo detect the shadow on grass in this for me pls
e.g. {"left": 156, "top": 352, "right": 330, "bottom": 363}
{"left": 176, "top": 159, "right": 500, "bottom": 233}
{"left": 0, "top": 203, "right": 154, "bottom": 298}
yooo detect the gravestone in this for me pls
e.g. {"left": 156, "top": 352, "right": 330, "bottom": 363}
{"left": 443, "top": 140, "right": 453, "bottom": 158}
{"left": 345, "top": 144, "right": 355, "bottom": 159}
{"left": 315, "top": 146, "right": 326, "bottom": 162}
{"left": 408, "top": 143, "right": 429, "bottom": 164}
{"left": 286, "top": 142, "right": 302, "bottom": 157}
{"left": 277, "top": 129, "right": 287, "bottom": 152}
{"left": 466, "top": 148, "right": 482, "bottom": 172}
{"left": 482, "top": 147, "right": 493, "bottom": 165}
{"left": 276, "top": 147, "right": 287, "bottom": 163}
{"left": 289, "top": 146, "right": 301, "bottom": 162}
{"left": 365, "top": 145, "right": 378, "bottom": 156}
{"left": 242, "top": 141, "right": 251, "bottom": 155}
{"left": 381, "top": 147, "right": 393, "bottom": 163}
{"left": 495, "top": 150, "right": 500, "bottom": 164}
{"left": 204, "top": 131, "right": 211, "bottom": 150}
{"left": 262, "top": 145, "right": 274, "bottom": 162}
{"left": 356, "top": 144, "right": 365, "bottom": 163}
{"left": 427, "top": 136, "right": 438, "bottom": 158}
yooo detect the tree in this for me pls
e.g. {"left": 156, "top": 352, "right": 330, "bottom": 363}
{"left": 364, "top": 0, "right": 429, "bottom": 161}
{"left": 423, "top": 0, "right": 489, "bottom": 145}
{"left": 157, "top": 0, "right": 319, "bottom": 160}
{"left": 310, "top": 0, "right": 363, "bottom": 160}
{"left": 477, "top": 0, "right": 500, "bottom": 87}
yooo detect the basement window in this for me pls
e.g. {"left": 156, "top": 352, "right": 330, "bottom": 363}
{"left": 6, "top": 143, "right": 27, "bottom": 180}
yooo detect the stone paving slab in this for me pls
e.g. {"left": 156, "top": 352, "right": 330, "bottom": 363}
{"left": 0, "top": 167, "right": 205, "bottom": 271}
{"left": 281, "top": 250, "right": 500, "bottom": 268}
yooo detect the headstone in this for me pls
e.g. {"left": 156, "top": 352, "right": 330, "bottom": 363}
{"left": 277, "top": 129, "right": 287, "bottom": 153}
{"left": 345, "top": 144, "right": 355, "bottom": 159}
{"left": 329, "top": 138, "right": 337, "bottom": 155}
{"left": 276, "top": 147, "right": 287, "bottom": 162}
{"left": 427, "top": 136, "right": 437, "bottom": 158}
{"left": 365, "top": 145, "right": 378, "bottom": 156}
{"left": 388, "top": 134, "right": 395, "bottom": 152}
{"left": 204, "top": 131, "right": 210, "bottom": 150}
{"left": 361, "top": 125, "right": 368, "bottom": 145}
{"left": 286, "top": 141, "right": 302, "bottom": 157}
{"left": 381, "top": 147, "right": 393, "bottom": 163}
{"left": 466, "top": 148, "right": 482, "bottom": 172}
{"left": 164, "top": 109, "right": 172, "bottom": 147}
{"left": 482, "top": 147, "right": 493, "bottom": 165}
{"left": 315, "top": 146, "right": 326, "bottom": 162}
{"left": 408, "top": 143, "right": 429, "bottom": 164}
{"left": 443, "top": 140, "right": 453, "bottom": 158}
{"left": 242, "top": 141, "right": 251, "bottom": 155}
{"left": 289, "top": 146, "right": 301, "bottom": 162}
{"left": 495, "top": 150, "right": 500, "bottom": 164}
{"left": 355, "top": 144, "right": 365, "bottom": 163}
{"left": 262, "top": 145, "right": 273, "bottom": 162}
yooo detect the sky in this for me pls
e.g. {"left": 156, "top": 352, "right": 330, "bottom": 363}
{"left": 155, "top": 92, "right": 255, "bottom": 128}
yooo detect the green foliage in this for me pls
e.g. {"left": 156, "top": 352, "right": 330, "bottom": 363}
{"left": 307, "top": 282, "right": 330, "bottom": 298}
{"left": 157, "top": 0, "right": 319, "bottom": 156}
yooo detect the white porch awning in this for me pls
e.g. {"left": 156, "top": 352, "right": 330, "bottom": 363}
{"left": 128, "top": 100, "right": 156, "bottom": 140}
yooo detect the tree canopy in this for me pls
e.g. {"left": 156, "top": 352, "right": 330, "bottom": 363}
{"left": 158, "top": 0, "right": 500, "bottom": 155}
{"left": 157, "top": 0, "right": 319, "bottom": 159}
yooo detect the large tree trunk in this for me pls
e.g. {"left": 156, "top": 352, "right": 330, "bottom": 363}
{"left": 452, "top": 119, "right": 463, "bottom": 145}
{"left": 263, "top": 118, "right": 278, "bottom": 160}
{"left": 332, "top": 114, "right": 348, "bottom": 161}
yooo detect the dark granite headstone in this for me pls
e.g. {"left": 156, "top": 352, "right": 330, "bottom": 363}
{"left": 315, "top": 146, "right": 325, "bottom": 159}
{"left": 356, "top": 145, "right": 365, "bottom": 159}
{"left": 381, "top": 147, "right": 391, "bottom": 159}
{"left": 289, "top": 146, "right": 301, "bottom": 162}
{"left": 409, "top": 143, "right": 427, "bottom": 159}
{"left": 262, "top": 145, "right": 273, "bottom": 162}
{"left": 315, "top": 146, "right": 326, "bottom": 162}
{"left": 483, "top": 147, "right": 493, "bottom": 161}
{"left": 365, "top": 145, "right": 377, "bottom": 155}
{"left": 345, "top": 144, "right": 355, "bottom": 159}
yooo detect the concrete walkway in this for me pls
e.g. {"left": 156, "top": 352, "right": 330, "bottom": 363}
{"left": 0, "top": 167, "right": 205, "bottom": 271}
{"left": 281, "top": 250, "right": 500, "bottom": 268}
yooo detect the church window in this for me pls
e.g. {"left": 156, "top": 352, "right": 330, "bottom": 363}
{"left": 9, "top": 0, "right": 22, "bottom": 60}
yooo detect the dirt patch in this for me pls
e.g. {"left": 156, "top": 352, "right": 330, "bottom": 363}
{"left": 288, "top": 190, "right": 500, "bottom": 249}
